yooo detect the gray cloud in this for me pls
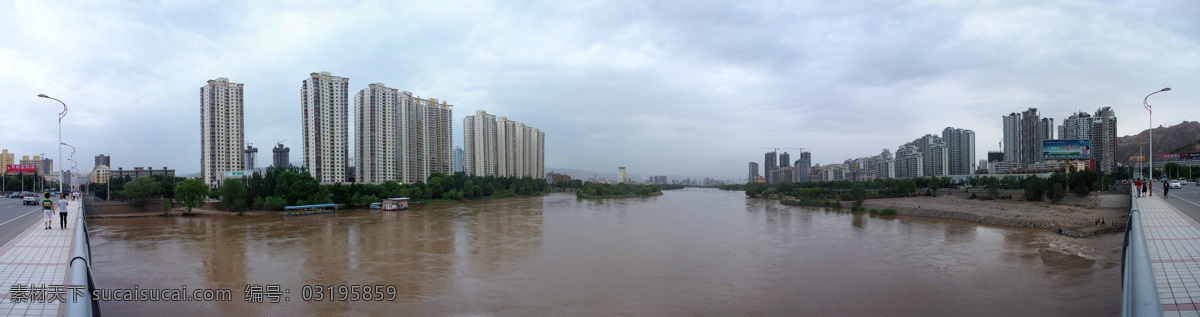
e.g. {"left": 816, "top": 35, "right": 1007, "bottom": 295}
{"left": 2, "top": 0, "right": 1199, "bottom": 181}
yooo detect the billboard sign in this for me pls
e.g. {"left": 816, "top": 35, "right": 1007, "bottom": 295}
{"left": 1130, "top": 155, "right": 1145, "bottom": 162}
{"left": 222, "top": 170, "right": 251, "bottom": 178}
{"left": 1043, "top": 140, "right": 1091, "bottom": 159}
{"left": 5, "top": 164, "right": 36, "bottom": 173}
{"left": 1155, "top": 153, "right": 1200, "bottom": 160}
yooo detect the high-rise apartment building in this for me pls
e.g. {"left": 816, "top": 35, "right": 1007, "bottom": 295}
{"left": 1003, "top": 112, "right": 1021, "bottom": 165}
{"left": 908, "top": 134, "right": 947, "bottom": 177}
{"left": 895, "top": 145, "right": 923, "bottom": 179}
{"left": 399, "top": 93, "right": 453, "bottom": 183}
{"left": 942, "top": 127, "right": 976, "bottom": 175}
{"left": 0, "top": 149, "right": 13, "bottom": 176}
{"left": 201, "top": 77, "right": 245, "bottom": 187}
{"left": 454, "top": 147, "right": 465, "bottom": 174}
{"left": 779, "top": 152, "right": 790, "bottom": 168}
{"left": 94, "top": 154, "right": 110, "bottom": 169}
{"left": 1092, "top": 107, "right": 1118, "bottom": 173}
{"left": 40, "top": 158, "right": 52, "bottom": 179}
{"left": 273, "top": 143, "right": 290, "bottom": 168}
{"left": 1018, "top": 108, "right": 1055, "bottom": 164}
{"left": 464, "top": 110, "right": 496, "bottom": 177}
{"left": 1059, "top": 111, "right": 1093, "bottom": 141}
{"left": 354, "top": 84, "right": 454, "bottom": 184}
{"left": 464, "top": 110, "right": 543, "bottom": 178}
{"left": 795, "top": 152, "right": 811, "bottom": 183}
{"left": 302, "top": 72, "right": 350, "bottom": 184}
{"left": 354, "top": 83, "right": 399, "bottom": 184}
{"left": 618, "top": 167, "right": 628, "bottom": 184}
{"left": 868, "top": 149, "right": 895, "bottom": 179}
{"left": 748, "top": 162, "right": 759, "bottom": 183}
{"left": 764, "top": 151, "right": 778, "bottom": 184}
{"left": 244, "top": 145, "right": 258, "bottom": 171}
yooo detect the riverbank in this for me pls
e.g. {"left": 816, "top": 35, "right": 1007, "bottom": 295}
{"left": 849, "top": 194, "right": 1129, "bottom": 237}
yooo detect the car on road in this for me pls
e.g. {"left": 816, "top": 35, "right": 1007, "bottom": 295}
{"left": 22, "top": 193, "right": 38, "bottom": 205}
{"left": 1171, "top": 181, "right": 1182, "bottom": 189}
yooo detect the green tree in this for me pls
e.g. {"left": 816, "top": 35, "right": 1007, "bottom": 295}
{"left": 122, "top": 176, "right": 161, "bottom": 210}
{"left": 849, "top": 182, "right": 867, "bottom": 200}
{"left": 928, "top": 177, "right": 941, "bottom": 196}
{"left": 1023, "top": 175, "right": 1045, "bottom": 201}
{"left": 1165, "top": 163, "right": 1181, "bottom": 179}
{"left": 219, "top": 178, "right": 248, "bottom": 214}
{"left": 1049, "top": 183, "right": 1067, "bottom": 203}
{"left": 174, "top": 179, "right": 210, "bottom": 213}
{"left": 1069, "top": 169, "right": 1102, "bottom": 195}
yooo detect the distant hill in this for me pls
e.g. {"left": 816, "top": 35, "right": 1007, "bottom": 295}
{"left": 1171, "top": 139, "right": 1200, "bottom": 154}
{"left": 1116, "top": 121, "right": 1200, "bottom": 163}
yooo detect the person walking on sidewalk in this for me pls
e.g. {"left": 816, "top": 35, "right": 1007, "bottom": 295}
{"left": 1165, "top": 182, "right": 1171, "bottom": 198}
{"left": 41, "top": 192, "right": 53, "bottom": 230}
{"left": 57, "top": 193, "right": 69, "bottom": 230}
{"left": 1135, "top": 179, "right": 1143, "bottom": 197}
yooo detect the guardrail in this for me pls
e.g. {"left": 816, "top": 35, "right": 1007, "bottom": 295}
{"left": 67, "top": 200, "right": 101, "bottom": 317}
{"left": 1122, "top": 185, "right": 1162, "bottom": 317}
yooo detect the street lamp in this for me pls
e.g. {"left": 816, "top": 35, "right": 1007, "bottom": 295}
{"left": 1145, "top": 87, "right": 1171, "bottom": 196}
{"left": 38, "top": 94, "right": 67, "bottom": 194}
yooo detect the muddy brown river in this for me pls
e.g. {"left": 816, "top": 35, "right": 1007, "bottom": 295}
{"left": 89, "top": 188, "right": 1120, "bottom": 316}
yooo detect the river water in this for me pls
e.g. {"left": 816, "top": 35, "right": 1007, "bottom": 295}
{"left": 89, "top": 188, "right": 1120, "bottom": 316}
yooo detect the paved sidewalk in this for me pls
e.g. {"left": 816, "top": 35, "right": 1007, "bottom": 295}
{"left": 1139, "top": 193, "right": 1200, "bottom": 317}
{"left": 0, "top": 198, "right": 82, "bottom": 316}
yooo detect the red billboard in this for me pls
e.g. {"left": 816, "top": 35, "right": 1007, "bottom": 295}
{"left": 5, "top": 164, "right": 36, "bottom": 173}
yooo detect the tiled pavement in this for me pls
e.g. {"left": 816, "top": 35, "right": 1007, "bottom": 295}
{"left": 1140, "top": 193, "right": 1200, "bottom": 317}
{"left": 0, "top": 199, "right": 82, "bottom": 317}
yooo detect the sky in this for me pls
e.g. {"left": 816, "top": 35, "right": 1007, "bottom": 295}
{"left": 2, "top": 0, "right": 1199, "bottom": 181}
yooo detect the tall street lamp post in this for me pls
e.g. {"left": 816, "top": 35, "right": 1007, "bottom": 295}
{"left": 38, "top": 94, "right": 67, "bottom": 194}
{"left": 1145, "top": 87, "right": 1171, "bottom": 196}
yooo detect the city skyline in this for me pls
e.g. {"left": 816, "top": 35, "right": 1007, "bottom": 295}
{"left": 4, "top": 1, "right": 1200, "bottom": 180}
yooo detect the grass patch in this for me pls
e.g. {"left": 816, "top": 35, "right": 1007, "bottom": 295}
{"left": 879, "top": 208, "right": 897, "bottom": 216}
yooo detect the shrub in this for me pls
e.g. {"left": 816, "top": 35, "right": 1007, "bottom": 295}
{"left": 879, "top": 208, "right": 897, "bottom": 216}
{"left": 869, "top": 208, "right": 880, "bottom": 214}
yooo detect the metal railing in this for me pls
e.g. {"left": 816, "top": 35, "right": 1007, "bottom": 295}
{"left": 1122, "top": 184, "right": 1161, "bottom": 317}
{"left": 67, "top": 200, "right": 101, "bottom": 317}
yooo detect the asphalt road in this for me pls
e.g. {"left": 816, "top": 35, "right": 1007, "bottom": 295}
{"left": 0, "top": 196, "right": 46, "bottom": 248}
{"left": 1157, "top": 183, "right": 1200, "bottom": 223}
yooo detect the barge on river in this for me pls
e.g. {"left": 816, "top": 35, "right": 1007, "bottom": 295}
{"left": 283, "top": 203, "right": 338, "bottom": 216}
{"left": 381, "top": 197, "right": 409, "bottom": 211}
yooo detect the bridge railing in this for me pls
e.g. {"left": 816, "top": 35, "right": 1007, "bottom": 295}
{"left": 67, "top": 200, "right": 101, "bottom": 317}
{"left": 1123, "top": 184, "right": 1162, "bottom": 317}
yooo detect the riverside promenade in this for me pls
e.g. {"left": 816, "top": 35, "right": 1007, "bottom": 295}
{"left": 0, "top": 199, "right": 83, "bottom": 316}
{"left": 1140, "top": 191, "right": 1200, "bottom": 316}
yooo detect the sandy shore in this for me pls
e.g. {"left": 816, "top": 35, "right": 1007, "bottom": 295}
{"left": 849, "top": 194, "right": 1129, "bottom": 237}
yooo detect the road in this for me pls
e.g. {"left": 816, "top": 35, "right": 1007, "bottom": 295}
{"left": 0, "top": 196, "right": 46, "bottom": 248}
{"left": 1158, "top": 183, "right": 1200, "bottom": 223}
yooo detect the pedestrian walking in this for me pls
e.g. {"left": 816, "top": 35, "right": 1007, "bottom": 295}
{"left": 41, "top": 192, "right": 53, "bottom": 230}
{"left": 1135, "top": 179, "right": 1143, "bottom": 197}
{"left": 1165, "top": 183, "right": 1170, "bottom": 198}
{"left": 57, "top": 193, "right": 69, "bottom": 230}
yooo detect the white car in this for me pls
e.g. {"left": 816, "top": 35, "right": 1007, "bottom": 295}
{"left": 1171, "top": 181, "right": 1182, "bottom": 189}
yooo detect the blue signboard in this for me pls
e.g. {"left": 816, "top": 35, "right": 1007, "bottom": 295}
{"left": 1043, "top": 140, "right": 1091, "bottom": 159}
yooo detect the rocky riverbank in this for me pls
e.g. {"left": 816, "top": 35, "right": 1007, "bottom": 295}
{"left": 851, "top": 194, "right": 1129, "bottom": 237}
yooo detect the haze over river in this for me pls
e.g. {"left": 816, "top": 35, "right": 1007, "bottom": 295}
{"left": 90, "top": 188, "right": 1120, "bottom": 316}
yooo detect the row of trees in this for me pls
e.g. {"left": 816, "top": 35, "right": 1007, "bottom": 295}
{"left": 734, "top": 168, "right": 1118, "bottom": 204}
{"left": 575, "top": 182, "right": 680, "bottom": 198}
{"left": 224, "top": 166, "right": 553, "bottom": 211}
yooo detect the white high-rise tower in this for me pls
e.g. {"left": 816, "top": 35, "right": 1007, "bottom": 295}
{"left": 302, "top": 72, "right": 350, "bottom": 184}
{"left": 201, "top": 77, "right": 245, "bottom": 187}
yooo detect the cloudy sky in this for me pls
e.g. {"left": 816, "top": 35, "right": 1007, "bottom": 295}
{"left": 3, "top": 0, "right": 1199, "bottom": 181}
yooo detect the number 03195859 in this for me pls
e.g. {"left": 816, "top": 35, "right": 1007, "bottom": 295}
{"left": 301, "top": 285, "right": 397, "bottom": 301}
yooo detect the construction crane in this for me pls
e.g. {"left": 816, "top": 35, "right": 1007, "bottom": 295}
{"left": 277, "top": 139, "right": 287, "bottom": 146}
